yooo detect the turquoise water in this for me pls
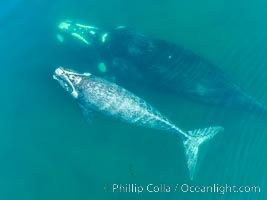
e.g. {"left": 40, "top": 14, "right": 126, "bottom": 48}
{"left": 1, "top": 0, "right": 267, "bottom": 199}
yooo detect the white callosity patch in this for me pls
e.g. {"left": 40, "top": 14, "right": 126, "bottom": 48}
{"left": 55, "top": 68, "right": 63, "bottom": 75}
{"left": 75, "top": 23, "right": 98, "bottom": 29}
{"left": 71, "top": 90, "right": 78, "bottom": 98}
{"left": 64, "top": 69, "right": 91, "bottom": 77}
{"left": 71, "top": 33, "right": 90, "bottom": 45}
{"left": 69, "top": 74, "right": 82, "bottom": 84}
{"left": 101, "top": 33, "right": 108, "bottom": 43}
{"left": 58, "top": 22, "right": 71, "bottom": 30}
{"left": 89, "top": 31, "right": 96, "bottom": 35}
{"left": 57, "top": 21, "right": 104, "bottom": 44}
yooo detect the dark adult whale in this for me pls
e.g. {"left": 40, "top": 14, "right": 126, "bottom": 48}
{"left": 53, "top": 67, "right": 223, "bottom": 180}
{"left": 56, "top": 20, "right": 267, "bottom": 114}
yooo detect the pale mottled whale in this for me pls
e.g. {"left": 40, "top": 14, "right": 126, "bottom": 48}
{"left": 56, "top": 20, "right": 267, "bottom": 115}
{"left": 53, "top": 67, "right": 223, "bottom": 180}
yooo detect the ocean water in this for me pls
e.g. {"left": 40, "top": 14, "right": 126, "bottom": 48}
{"left": 1, "top": 0, "right": 267, "bottom": 199}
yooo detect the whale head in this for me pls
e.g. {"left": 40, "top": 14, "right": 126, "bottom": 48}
{"left": 53, "top": 67, "right": 91, "bottom": 99}
{"left": 56, "top": 20, "right": 108, "bottom": 46}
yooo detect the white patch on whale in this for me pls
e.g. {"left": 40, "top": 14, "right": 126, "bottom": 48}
{"left": 90, "top": 31, "right": 96, "bottom": 35}
{"left": 71, "top": 33, "right": 90, "bottom": 45}
{"left": 71, "top": 90, "right": 78, "bottom": 98}
{"left": 101, "top": 33, "right": 108, "bottom": 43}
{"left": 55, "top": 68, "right": 63, "bottom": 75}
{"left": 58, "top": 22, "right": 71, "bottom": 30}
{"left": 69, "top": 75, "right": 82, "bottom": 84}
{"left": 75, "top": 23, "right": 98, "bottom": 29}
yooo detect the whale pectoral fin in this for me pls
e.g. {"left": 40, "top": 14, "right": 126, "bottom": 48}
{"left": 78, "top": 103, "right": 95, "bottom": 124}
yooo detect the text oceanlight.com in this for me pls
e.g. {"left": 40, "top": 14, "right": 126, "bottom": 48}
{"left": 108, "top": 184, "right": 261, "bottom": 195}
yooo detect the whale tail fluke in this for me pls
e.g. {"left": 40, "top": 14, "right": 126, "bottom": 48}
{"left": 183, "top": 126, "right": 224, "bottom": 180}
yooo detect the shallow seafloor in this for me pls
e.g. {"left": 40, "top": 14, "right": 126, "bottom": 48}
{"left": 1, "top": 0, "right": 267, "bottom": 199}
